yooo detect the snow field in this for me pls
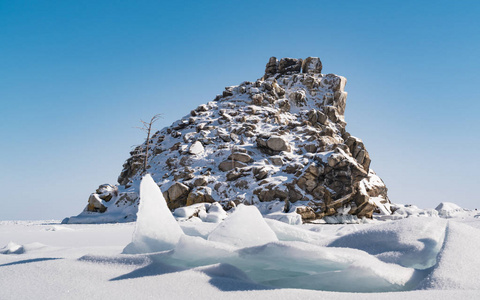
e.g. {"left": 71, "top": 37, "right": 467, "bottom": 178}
{"left": 1, "top": 175, "right": 480, "bottom": 298}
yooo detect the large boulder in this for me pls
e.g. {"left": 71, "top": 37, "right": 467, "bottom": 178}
{"left": 95, "top": 184, "right": 117, "bottom": 202}
{"left": 228, "top": 152, "right": 253, "bottom": 163}
{"left": 186, "top": 186, "right": 214, "bottom": 206}
{"left": 278, "top": 58, "right": 302, "bottom": 75}
{"left": 218, "top": 160, "right": 248, "bottom": 172}
{"left": 302, "top": 57, "right": 322, "bottom": 74}
{"left": 264, "top": 56, "right": 279, "bottom": 77}
{"left": 87, "top": 194, "right": 107, "bottom": 213}
{"left": 165, "top": 182, "right": 190, "bottom": 209}
{"left": 266, "top": 136, "right": 290, "bottom": 152}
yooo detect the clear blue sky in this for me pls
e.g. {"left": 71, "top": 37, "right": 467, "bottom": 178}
{"left": 1, "top": 0, "right": 479, "bottom": 220}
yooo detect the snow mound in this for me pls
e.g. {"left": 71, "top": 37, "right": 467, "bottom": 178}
{"left": 45, "top": 225, "right": 74, "bottom": 231}
{"left": 123, "top": 174, "right": 183, "bottom": 254}
{"left": 208, "top": 204, "right": 278, "bottom": 248}
{"left": 174, "top": 202, "right": 227, "bottom": 223}
{"left": 259, "top": 201, "right": 303, "bottom": 225}
{"left": 380, "top": 204, "right": 439, "bottom": 220}
{"left": 0, "top": 242, "right": 25, "bottom": 254}
{"left": 0, "top": 242, "right": 47, "bottom": 255}
{"left": 328, "top": 218, "right": 448, "bottom": 269}
{"left": 323, "top": 214, "right": 363, "bottom": 224}
{"left": 435, "top": 202, "right": 464, "bottom": 218}
{"left": 201, "top": 203, "right": 228, "bottom": 223}
{"left": 419, "top": 222, "right": 480, "bottom": 290}
{"left": 174, "top": 203, "right": 210, "bottom": 219}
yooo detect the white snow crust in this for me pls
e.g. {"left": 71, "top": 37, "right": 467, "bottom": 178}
{"left": 2, "top": 197, "right": 480, "bottom": 299}
{"left": 435, "top": 202, "right": 465, "bottom": 218}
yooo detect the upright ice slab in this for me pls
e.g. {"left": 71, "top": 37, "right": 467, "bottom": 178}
{"left": 123, "top": 174, "right": 183, "bottom": 254}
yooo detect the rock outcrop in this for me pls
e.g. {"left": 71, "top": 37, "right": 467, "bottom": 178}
{"left": 65, "top": 56, "right": 391, "bottom": 224}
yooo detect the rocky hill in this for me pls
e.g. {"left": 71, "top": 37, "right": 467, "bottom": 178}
{"left": 64, "top": 57, "right": 392, "bottom": 224}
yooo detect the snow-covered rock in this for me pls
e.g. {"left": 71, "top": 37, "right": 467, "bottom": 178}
{"left": 65, "top": 56, "right": 391, "bottom": 224}
{"left": 188, "top": 141, "right": 204, "bottom": 155}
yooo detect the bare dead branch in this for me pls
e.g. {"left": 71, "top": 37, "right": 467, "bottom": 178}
{"left": 136, "top": 114, "right": 163, "bottom": 174}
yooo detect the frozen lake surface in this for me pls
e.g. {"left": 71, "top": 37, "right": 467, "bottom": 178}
{"left": 1, "top": 177, "right": 479, "bottom": 299}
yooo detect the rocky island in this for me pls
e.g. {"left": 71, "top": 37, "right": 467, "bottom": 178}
{"left": 64, "top": 57, "right": 391, "bottom": 224}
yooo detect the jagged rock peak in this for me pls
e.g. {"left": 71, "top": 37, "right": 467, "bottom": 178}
{"left": 264, "top": 57, "right": 323, "bottom": 78}
{"left": 64, "top": 56, "right": 392, "bottom": 225}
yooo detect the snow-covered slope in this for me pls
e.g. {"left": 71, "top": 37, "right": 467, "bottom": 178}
{"left": 65, "top": 56, "right": 391, "bottom": 224}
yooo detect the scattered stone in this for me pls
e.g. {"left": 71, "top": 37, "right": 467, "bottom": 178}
{"left": 253, "top": 166, "right": 269, "bottom": 180}
{"left": 266, "top": 136, "right": 290, "bottom": 152}
{"left": 193, "top": 176, "right": 208, "bottom": 187}
{"left": 218, "top": 160, "right": 248, "bottom": 172}
{"left": 226, "top": 169, "right": 245, "bottom": 181}
{"left": 254, "top": 186, "right": 288, "bottom": 202}
{"left": 95, "top": 184, "right": 117, "bottom": 202}
{"left": 87, "top": 194, "right": 107, "bottom": 213}
{"left": 166, "top": 182, "right": 190, "bottom": 208}
{"left": 304, "top": 144, "right": 317, "bottom": 153}
{"left": 296, "top": 206, "right": 316, "bottom": 222}
{"left": 270, "top": 156, "right": 284, "bottom": 166}
{"left": 186, "top": 187, "right": 214, "bottom": 206}
{"left": 252, "top": 94, "right": 264, "bottom": 105}
{"left": 228, "top": 152, "right": 253, "bottom": 163}
{"left": 225, "top": 200, "right": 236, "bottom": 210}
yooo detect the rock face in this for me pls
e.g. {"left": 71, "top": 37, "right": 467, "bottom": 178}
{"left": 67, "top": 56, "right": 391, "bottom": 223}
{"left": 302, "top": 57, "right": 322, "bottom": 74}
